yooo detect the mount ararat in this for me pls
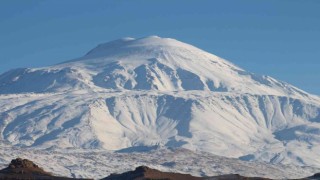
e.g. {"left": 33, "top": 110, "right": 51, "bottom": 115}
{"left": 0, "top": 36, "right": 319, "bottom": 172}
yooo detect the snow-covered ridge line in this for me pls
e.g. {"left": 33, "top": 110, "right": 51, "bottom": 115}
{"left": 0, "top": 36, "right": 313, "bottom": 99}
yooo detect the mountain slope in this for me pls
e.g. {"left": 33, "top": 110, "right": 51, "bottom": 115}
{"left": 0, "top": 36, "right": 320, "bottom": 168}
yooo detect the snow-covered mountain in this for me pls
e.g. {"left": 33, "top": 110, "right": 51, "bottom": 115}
{"left": 0, "top": 36, "right": 320, "bottom": 168}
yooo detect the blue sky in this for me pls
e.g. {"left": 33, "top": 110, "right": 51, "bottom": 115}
{"left": 1, "top": 0, "right": 320, "bottom": 94}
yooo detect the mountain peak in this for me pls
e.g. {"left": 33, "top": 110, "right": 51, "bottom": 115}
{"left": 84, "top": 36, "right": 199, "bottom": 58}
{"left": 0, "top": 36, "right": 310, "bottom": 98}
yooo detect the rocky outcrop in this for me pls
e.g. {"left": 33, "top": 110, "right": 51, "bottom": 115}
{"left": 2, "top": 158, "right": 52, "bottom": 175}
{"left": 103, "top": 166, "right": 201, "bottom": 180}
{"left": 0, "top": 158, "right": 90, "bottom": 180}
{"left": 102, "top": 166, "right": 271, "bottom": 180}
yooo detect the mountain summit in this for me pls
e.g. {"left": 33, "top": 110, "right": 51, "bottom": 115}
{"left": 0, "top": 36, "right": 312, "bottom": 98}
{"left": 0, "top": 36, "right": 320, "bottom": 168}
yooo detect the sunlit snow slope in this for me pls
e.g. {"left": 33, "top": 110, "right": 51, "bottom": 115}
{"left": 0, "top": 36, "right": 320, "bottom": 168}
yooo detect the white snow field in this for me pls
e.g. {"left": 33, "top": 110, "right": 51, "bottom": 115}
{"left": 0, "top": 36, "right": 320, "bottom": 178}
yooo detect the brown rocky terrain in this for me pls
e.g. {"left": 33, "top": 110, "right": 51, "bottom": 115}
{"left": 102, "top": 166, "right": 202, "bottom": 180}
{"left": 102, "top": 166, "right": 271, "bottom": 180}
{"left": 0, "top": 158, "right": 89, "bottom": 180}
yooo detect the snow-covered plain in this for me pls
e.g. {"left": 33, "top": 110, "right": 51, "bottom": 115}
{"left": 0, "top": 36, "right": 320, "bottom": 178}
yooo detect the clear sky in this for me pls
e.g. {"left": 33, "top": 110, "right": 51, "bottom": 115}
{"left": 1, "top": 0, "right": 320, "bottom": 94}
